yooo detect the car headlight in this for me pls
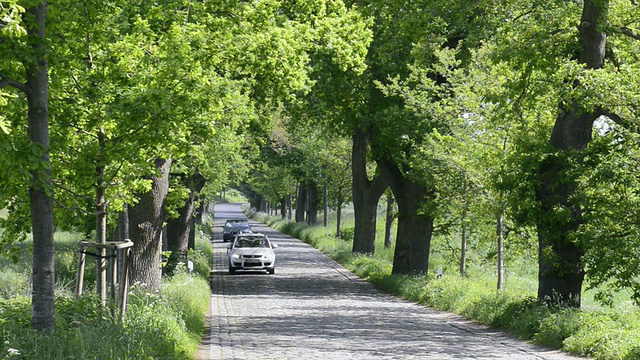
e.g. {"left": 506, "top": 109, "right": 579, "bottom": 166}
{"left": 231, "top": 253, "right": 241, "bottom": 260}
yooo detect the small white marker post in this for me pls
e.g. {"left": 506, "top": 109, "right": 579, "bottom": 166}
{"left": 187, "top": 260, "right": 194, "bottom": 279}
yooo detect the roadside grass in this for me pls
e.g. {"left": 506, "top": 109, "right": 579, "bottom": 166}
{"left": 0, "top": 228, "right": 213, "bottom": 360}
{"left": 251, "top": 209, "right": 640, "bottom": 360}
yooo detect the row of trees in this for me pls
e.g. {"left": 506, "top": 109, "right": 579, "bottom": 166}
{"left": 0, "top": 0, "right": 371, "bottom": 330}
{"left": 2, "top": 0, "right": 640, "bottom": 332}
{"left": 245, "top": 0, "right": 640, "bottom": 310}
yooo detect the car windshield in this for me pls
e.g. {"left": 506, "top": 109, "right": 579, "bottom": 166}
{"left": 225, "top": 221, "right": 248, "bottom": 229}
{"left": 234, "top": 237, "right": 268, "bottom": 248}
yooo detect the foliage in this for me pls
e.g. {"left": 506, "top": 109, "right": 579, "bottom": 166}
{"left": 190, "top": 232, "right": 213, "bottom": 278}
{"left": 578, "top": 125, "right": 640, "bottom": 306}
{"left": 0, "top": 270, "right": 210, "bottom": 360}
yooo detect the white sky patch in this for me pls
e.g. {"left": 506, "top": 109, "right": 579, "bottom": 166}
{"left": 594, "top": 115, "right": 615, "bottom": 136}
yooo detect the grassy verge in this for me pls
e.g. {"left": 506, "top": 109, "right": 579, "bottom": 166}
{"left": 251, "top": 210, "right": 640, "bottom": 360}
{"left": 0, "top": 230, "right": 213, "bottom": 360}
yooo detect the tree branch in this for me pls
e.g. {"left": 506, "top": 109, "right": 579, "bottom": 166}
{"left": 616, "top": 26, "right": 640, "bottom": 41}
{"left": 0, "top": 72, "right": 27, "bottom": 93}
{"left": 598, "top": 107, "right": 640, "bottom": 133}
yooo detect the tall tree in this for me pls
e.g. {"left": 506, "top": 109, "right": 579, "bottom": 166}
{"left": 534, "top": 0, "right": 606, "bottom": 307}
{"left": 0, "top": 0, "right": 55, "bottom": 330}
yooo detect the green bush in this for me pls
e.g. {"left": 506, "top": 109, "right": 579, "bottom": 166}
{"left": 347, "top": 255, "right": 392, "bottom": 283}
{"left": 340, "top": 227, "right": 354, "bottom": 242}
{"left": 0, "top": 273, "right": 210, "bottom": 359}
{"left": 563, "top": 310, "right": 640, "bottom": 359}
{"left": 534, "top": 308, "right": 584, "bottom": 348}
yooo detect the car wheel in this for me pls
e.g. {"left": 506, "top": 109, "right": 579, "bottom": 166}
{"left": 229, "top": 266, "right": 236, "bottom": 274}
{"left": 267, "top": 267, "right": 275, "bottom": 275}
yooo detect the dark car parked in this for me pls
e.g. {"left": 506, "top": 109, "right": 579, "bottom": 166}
{"left": 222, "top": 219, "right": 252, "bottom": 242}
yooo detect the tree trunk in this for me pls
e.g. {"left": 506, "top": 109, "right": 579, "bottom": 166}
{"left": 280, "top": 197, "right": 286, "bottom": 219}
{"left": 195, "top": 201, "right": 204, "bottom": 225}
{"left": 166, "top": 169, "right": 205, "bottom": 275}
{"left": 295, "top": 182, "right": 306, "bottom": 223}
{"left": 22, "top": 1, "right": 56, "bottom": 331}
{"left": 95, "top": 127, "right": 108, "bottom": 304}
{"left": 536, "top": 0, "right": 606, "bottom": 308}
{"left": 287, "top": 194, "right": 292, "bottom": 221}
{"left": 497, "top": 209, "right": 504, "bottom": 291}
{"left": 336, "top": 191, "right": 343, "bottom": 239}
{"left": 129, "top": 158, "right": 172, "bottom": 292}
{"left": 259, "top": 197, "right": 266, "bottom": 212}
{"left": 323, "top": 183, "right": 329, "bottom": 227}
{"left": 380, "top": 161, "right": 434, "bottom": 275}
{"left": 384, "top": 191, "right": 395, "bottom": 249}
{"left": 118, "top": 205, "right": 129, "bottom": 240}
{"left": 460, "top": 178, "right": 468, "bottom": 278}
{"left": 307, "top": 180, "right": 318, "bottom": 225}
{"left": 352, "top": 123, "right": 387, "bottom": 254}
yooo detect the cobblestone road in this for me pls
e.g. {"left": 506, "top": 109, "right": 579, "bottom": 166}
{"left": 196, "top": 203, "right": 583, "bottom": 360}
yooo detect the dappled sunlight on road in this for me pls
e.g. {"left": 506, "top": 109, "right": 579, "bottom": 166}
{"left": 197, "top": 203, "right": 582, "bottom": 360}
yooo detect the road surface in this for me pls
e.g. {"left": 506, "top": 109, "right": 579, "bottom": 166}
{"left": 196, "top": 203, "right": 583, "bottom": 360}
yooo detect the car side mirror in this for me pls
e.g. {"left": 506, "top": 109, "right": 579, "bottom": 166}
{"left": 272, "top": 244, "right": 278, "bottom": 249}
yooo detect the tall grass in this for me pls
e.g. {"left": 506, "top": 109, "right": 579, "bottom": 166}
{"left": 251, "top": 209, "right": 640, "bottom": 360}
{"left": 0, "top": 228, "right": 213, "bottom": 360}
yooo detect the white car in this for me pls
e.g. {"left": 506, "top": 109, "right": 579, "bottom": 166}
{"left": 228, "top": 233, "right": 277, "bottom": 274}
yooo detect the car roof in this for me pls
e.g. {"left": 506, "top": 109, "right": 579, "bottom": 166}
{"left": 235, "top": 232, "right": 266, "bottom": 239}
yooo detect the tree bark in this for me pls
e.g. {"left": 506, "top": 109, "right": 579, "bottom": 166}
{"left": 95, "top": 127, "right": 108, "bottom": 304}
{"left": 295, "top": 182, "right": 306, "bottom": 223}
{"left": 129, "top": 158, "right": 172, "bottom": 292}
{"left": 280, "top": 197, "right": 286, "bottom": 219}
{"left": 381, "top": 162, "right": 434, "bottom": 275}
{"left": 166, "top": 169, "right": 205, "bottom": 275}
{"left": 535, "top": 0, "right": 606, "bottom": 307}
{"left": 497, "top": 210, "right": 504, "bottom": 291}
{"left": 21, "top": 1, "right": 56, "bottom": 331}
{"left": 336, "top": 191, "right": 343, "bottom": 239}
{"left": 259, "top": 196, "right": 266, "bottom": 212}
{"left": 352, "top": 123, "right": 387, "bottom": 254}
{"left": 460, "top": 179, "right": 468, "bottom": 278}
{"left": 323, "top": 183, "right": 329, "bottom": 227}
{"left": 384, "top": 191, "right": 395, "bottom": 249}
{"left": 307, "top": 180, "right": 318, "bottom": 225}
{"left": 118, "top": 205, "right": 129, "bottom": 240}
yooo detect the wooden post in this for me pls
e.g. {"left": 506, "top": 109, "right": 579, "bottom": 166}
{"left": 75, "top": 243, "right": 87, "bottom": 297}
{"left": 119, "top": 246, "right": 132, "bottom": 323}
{"left": 76, "top": 239, "right": 133, "bottom": 322}
{"left": 109, "top": 246, "right": 117, "bottom": 301}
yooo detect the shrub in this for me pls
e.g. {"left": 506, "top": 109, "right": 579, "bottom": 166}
{"left": 534, "top": 308, "right": 584, "bottom": 348}
{"left": 0, "top": 269, "right": 210, "bottom": 359}
{"left": 563, "top": 310, "right": 640, "bottom": 359}
{"left": 340, "top": 227, "right": 354, "bottom": 242}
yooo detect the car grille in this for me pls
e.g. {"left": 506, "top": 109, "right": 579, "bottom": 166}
{"left": 243, "top": 255, "right": 262, "bottom": 259}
